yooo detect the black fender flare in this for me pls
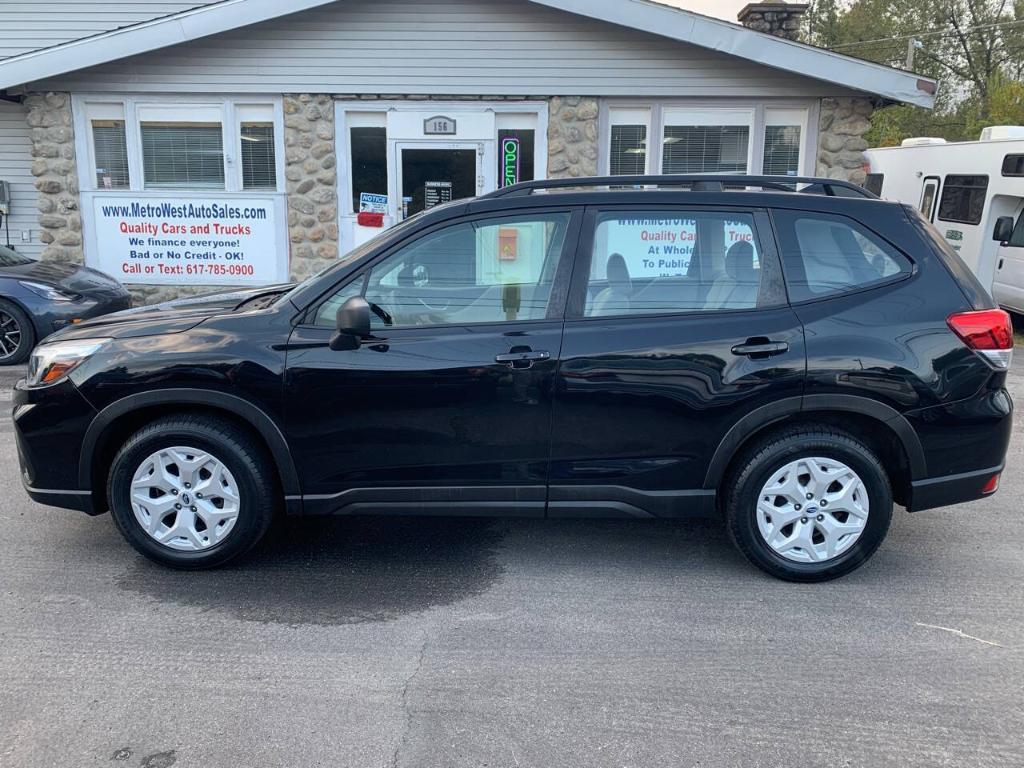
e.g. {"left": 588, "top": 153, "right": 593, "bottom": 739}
{"left": 79, "top": 388, "right": 301, "bottom": 496}
{"left": 703, "top": 394, "right": 928, "bottom": 489}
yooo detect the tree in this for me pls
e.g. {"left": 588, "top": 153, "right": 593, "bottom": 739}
{"left": 803, "top": 0, "right": 1024, "bottom": 143}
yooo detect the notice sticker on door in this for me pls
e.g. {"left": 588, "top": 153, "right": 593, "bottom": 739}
{"left": 359, "top": 192, "right": 388, "bottom": 214}
{"left": 424, "top": 181, "right": 453, "bottom": 209}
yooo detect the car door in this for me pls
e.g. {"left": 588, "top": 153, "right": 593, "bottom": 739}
{"left": 992, "top": 201, "right": 1024, "bottom": 313}
{"left": 284, "top": 207, "right": 581, "bottom": 516}
{"left": 548, "top": 205, "right": 805, "bottom": 517}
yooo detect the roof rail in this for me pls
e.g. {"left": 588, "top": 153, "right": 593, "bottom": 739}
{"left": 482, "top": 175, "right": 877, "bottom": 200}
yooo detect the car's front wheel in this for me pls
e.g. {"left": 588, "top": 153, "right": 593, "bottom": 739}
{"left": 0, "top": 298, "right": 35, "bottom": 365}
{"left": 725, "top": 426, "right": 893, "bottom": 582}
{"left": 108, "top": 415, "right": 278, "bottom": 569}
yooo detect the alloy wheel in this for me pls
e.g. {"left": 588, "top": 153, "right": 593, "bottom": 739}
{"left": 0, "top": 311, "right": 22, "bottom": 359}
{"left": 756, "top": 456, "right": 870, "bottom": 564}
{"left": 130, "top": 446, "right": 241, "bottom": 551}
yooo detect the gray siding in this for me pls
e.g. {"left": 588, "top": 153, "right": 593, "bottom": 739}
{"left": 0, "top": 1, "right": 217, "bottom": 60}
{"left": 35, "top": 0, "right": 856, "bottom": 98}
{"left": 0, "top": 101, "right": 42, "bottom": 258}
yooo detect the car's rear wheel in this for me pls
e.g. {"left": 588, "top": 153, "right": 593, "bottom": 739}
{"left": 108, "top": 415, "right": 278, "bottom": 569}
{"left": 724, "top": 426, "right": 892, "bottom": 582}
{"left": 0, "top": 298, "right": 34, "bottom": 365}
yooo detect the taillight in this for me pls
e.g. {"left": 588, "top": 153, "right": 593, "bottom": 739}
{"left": 947, "top": 309, "right": 1014, "bottom": 369}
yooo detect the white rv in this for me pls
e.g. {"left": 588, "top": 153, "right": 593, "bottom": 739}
{"left": 864, "top": 127, "right": 1024, "bottom": 313}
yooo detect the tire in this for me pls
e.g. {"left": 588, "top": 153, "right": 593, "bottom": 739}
{"left": 0, "top": 298, "right": 35, "bottom": 365}
{"left": 107, "top": 414, "right": 279, "bottom": 569}
{"left": 724, "top": 426, "right": 893, "bottom": 582}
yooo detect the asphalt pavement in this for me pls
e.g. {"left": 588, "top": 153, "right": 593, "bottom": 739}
{"left": 0, "top": 363, "right": 1022, "bottom": 767}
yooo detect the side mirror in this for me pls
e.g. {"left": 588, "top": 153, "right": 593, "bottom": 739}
{"left": 330, "top": 296, "right": 371, "bottom": 351}
{"left": 993, "top": 216, "right": 1015, "bottom": 244}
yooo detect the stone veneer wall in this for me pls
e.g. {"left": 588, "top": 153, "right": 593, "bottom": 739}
{"left": 816, "top": 97, "right": 875, "bottom": 185}
{"left": 736, "top": 3, "right": 808, "bottom": 41}
{"left": 283, "top": 94, "right": 339, "bottom": 281}
{"left": 24, "top": 92, "right": 82, "bottom": 263}
{"left": 547, "top": 97, "right": 599, "bottom": 179}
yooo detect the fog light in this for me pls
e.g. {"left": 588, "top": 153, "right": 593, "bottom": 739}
{"left": 981, "top": 474, "right": 1000, "bottom": 494}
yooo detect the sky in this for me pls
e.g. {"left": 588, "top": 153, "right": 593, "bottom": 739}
{"left": 654, "top": 1, "right": 751, "bottom": 21}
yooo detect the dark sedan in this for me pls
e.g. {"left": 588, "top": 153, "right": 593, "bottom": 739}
{"left": 0, "top": 245, "right": 131, "bottom": 364}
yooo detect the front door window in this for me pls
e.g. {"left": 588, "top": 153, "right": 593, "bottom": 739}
{"left": 315, "top": 211, "right": 573, "bottom": 327}
{"left": 400, "top": 147, "right": 478, "bottom": 218}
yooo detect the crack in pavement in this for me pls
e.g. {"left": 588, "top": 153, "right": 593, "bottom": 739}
{"left": 390, "top": 630, "right": 432, "bottom": 768}
{"left": 915, "top": 622, "right": 1004, "bottom": 648}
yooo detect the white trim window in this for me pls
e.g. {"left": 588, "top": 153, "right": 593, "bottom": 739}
{"left": 75, "top": 96, "right": 285, "bottom": 193}
{"left": 763, "top": 108, "right": 808, "bottom": 177}
{"left": 661, "top": 107, "right": 754, "bottom": 175}
{"left": 602, "top": 101, "right": 813, "bottom": 178}
{"left": 607, "top": 108, "right": 652, "bottom": 176}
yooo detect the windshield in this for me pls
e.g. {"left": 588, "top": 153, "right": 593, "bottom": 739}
{"left": 273, "top": 210, "right": 439, "bottom": 308}
{"left": 0, "top": 245, "right": 36, "bottom": 268}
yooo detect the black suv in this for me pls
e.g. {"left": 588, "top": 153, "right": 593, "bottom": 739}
{"left": 13, "top": 175, "right": 1013, "bottom": 581}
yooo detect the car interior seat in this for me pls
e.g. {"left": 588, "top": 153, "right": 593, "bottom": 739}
{"left": 591, "top": 253, "right": 633, "bottom": 315}
{"left": 703, "top": 240, "right": 759, "bottom": 310}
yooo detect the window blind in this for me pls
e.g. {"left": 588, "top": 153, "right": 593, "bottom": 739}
{"left": 763, "top": 125, "right": 801, "bottom": 176}
{"left": 141, "top": 122, "right": 225, "bottom": 189}
{"left": 662, "top": 125, "right": 749, "bottom": 174}
{"left": 240, "top": 123, "right": 276, "bottom": 190}
{"left": 92, "top": 120, "right": 130, "bottom": 189}
{"left": 610, "top": 125, "right": 647, "bottom": 175}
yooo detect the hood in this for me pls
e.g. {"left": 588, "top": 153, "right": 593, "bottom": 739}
{"left": 1, "top": 260, "right": 127, "bottom": 297}
{"left": 119, "top": 284, "right": 294, "bottom": 315}
{"left": 46, "top": 284, "right": 294, "bottom": 342}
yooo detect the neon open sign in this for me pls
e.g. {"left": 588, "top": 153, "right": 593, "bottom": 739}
{"left": 502, "top": 137, "right": 521, "bottom": 187}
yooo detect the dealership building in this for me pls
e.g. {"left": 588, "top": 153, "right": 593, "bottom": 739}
{"left": 0, "top": 0, "right": 936, "bottom": 302}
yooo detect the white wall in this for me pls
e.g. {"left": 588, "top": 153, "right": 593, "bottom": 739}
{"left": 33, "top": 0, "right": 861, "bottom": 98}
{"left": 0, "top": 100, "right": 42, "bottom": 258}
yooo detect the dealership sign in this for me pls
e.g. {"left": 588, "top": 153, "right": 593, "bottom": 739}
{"left": 90, "top": 196, "right": 284, "bottom": 285}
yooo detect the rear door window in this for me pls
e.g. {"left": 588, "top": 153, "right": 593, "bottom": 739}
{"left": 919, "top": 176, "right": 940, "bottom": 220}
{"left": 773, "top": 210, "right": 912, "bottom": 302}
{"left": 581, "top": 210, "right": 781, "bottom": 317}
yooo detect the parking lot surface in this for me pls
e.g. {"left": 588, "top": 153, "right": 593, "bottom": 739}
{"left": 1, "top": 363, "right": 1022, "bottom": 768}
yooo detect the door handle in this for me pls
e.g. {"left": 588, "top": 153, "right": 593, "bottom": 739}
{"left": 495, "top": 349, "right": 550, "bottom": 369}
{"left": 731, "top": 339, "right": 789, "bottom": 358}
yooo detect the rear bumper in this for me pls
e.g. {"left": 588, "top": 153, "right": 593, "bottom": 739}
{"left": 907, "top": 464, "right": 1003, "bottom": 512}
{"left": 903, "top": 383, "right": 1012, "bottom": 512}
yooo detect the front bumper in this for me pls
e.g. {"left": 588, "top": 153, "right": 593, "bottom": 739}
{"left": 12, "top": 377, "right": 101, "bottom": 514}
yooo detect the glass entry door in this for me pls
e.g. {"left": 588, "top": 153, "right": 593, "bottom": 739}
{"left": 397, "top": 143, "right": 482, "bottom": 219}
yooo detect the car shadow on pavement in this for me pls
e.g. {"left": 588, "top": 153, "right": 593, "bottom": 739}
{"left": 115, "top": 515, "right": 754, "bottom": 626}
{"left": 117, "top": 516, "right": 509, "bottom": 626}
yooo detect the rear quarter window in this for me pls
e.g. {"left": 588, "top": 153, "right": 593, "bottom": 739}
{"left": 773, "top": 210, "right": 913, "bottom": 302}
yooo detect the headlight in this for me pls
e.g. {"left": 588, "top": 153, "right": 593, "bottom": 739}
{"left": 26, "top": 339, "right": 111, "bottom": 387}
{"left": 20, "top": 281, "right": 77, "bottom": 302}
